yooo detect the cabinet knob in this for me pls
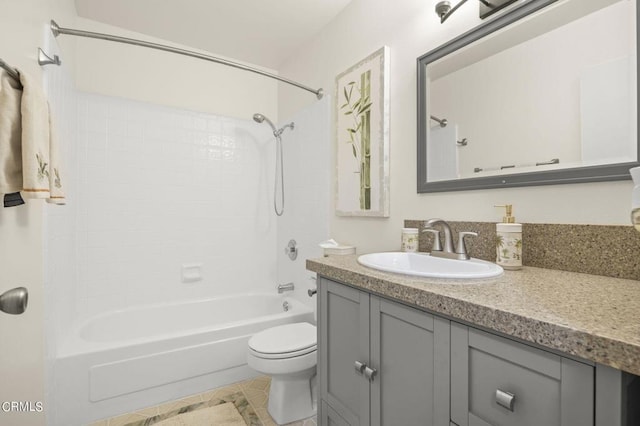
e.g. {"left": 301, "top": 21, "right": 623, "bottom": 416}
{"left": 354, "top": 361, "right": 366, "bottom": 375}
{"left": 364, "top": 366, "right": 378, "bottom": 381}
{"left": 496, "top": 389, "right": 515, "bottom": 411}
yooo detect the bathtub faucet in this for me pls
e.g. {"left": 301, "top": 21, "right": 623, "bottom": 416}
{"left": 277, "top": 282, "right": 295, "bottom": 293}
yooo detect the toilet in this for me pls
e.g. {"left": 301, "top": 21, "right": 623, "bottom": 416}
{"left": 247, "top": 322, "right": 317, "bottom": 425}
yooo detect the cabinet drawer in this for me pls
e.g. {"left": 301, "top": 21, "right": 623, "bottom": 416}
{"left": 468, "top": 328, "right": 561, "bottom": 426}
{"left": 451, "top": 324, "right": 594, "bottom": 426}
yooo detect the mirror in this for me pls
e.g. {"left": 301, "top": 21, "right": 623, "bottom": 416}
{"left": 417, "top": 0, "right": 639, "bottom": 192}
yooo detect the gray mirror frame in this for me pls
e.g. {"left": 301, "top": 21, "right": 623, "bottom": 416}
{"left": 417, "top": 0, "right": 640, "bottom": 193}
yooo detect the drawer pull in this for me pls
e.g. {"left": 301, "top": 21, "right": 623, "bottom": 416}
{"left": 364, "top": 366, "right": 378, "bottom": 381}
{"left": 496, "top": 389, "right": 515, "bottom": 411}
{"left": 354, "top": 361, "right": 366, "bottom": 375}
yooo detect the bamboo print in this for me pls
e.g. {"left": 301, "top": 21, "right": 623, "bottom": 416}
{"left": 360, "top": 70, "right": 371, "bottom": 210}
{"left": 340, "top": 70, "right": 373, "bottom": 210}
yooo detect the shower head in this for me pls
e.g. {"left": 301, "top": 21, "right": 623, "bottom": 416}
{"left": 253, "top": 113, "right": 277, "bottom": 134}
{"left": 253, "top": 112, "right": 295, "bottom": 138}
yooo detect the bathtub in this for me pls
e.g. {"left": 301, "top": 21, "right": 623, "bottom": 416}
{"left": 53, "top": 294, "right": 314, "bottom": 426}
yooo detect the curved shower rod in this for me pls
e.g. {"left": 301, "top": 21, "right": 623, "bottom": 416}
{"left": 49, "top": 20, "right": 324, "bottom": 99}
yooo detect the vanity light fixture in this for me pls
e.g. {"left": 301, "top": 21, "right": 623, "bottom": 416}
{"left": 435, "top": 0, "right": 518, "bottom": 23}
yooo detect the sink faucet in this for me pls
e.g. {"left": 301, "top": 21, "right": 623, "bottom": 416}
{"left": 424, "top": 218, "right": 455, "bottom": 253}
{"left": 423, "top": 218, "right": 477, "bottom": 260}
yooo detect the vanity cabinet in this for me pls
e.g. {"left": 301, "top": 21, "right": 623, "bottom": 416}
{"left": 318, "top": 277, "right": 597, "bottom": 426}
{"left": 318, "top": 277, "right": 450, "bottom": 426}
{"left": 450, "top": 322, "right": 594, "bottom": 426}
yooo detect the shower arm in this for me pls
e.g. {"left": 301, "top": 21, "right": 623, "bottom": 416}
{"left": 275, "top": 122, "right": 295, "bottom": 137}
{"left": 49, "top": 20, "right": 324, "bottom": 100}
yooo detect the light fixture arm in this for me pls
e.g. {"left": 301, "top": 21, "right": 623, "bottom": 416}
{"left": 437, "top": 0, "right": 469, "bottom": 23}
{"left": 436, "top": 0, "right": 518, "bottom": 23}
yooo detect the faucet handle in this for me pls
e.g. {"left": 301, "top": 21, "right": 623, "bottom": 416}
{"left": 456, "top": 231, "right": 478, "bottom": 258}
{"left": 422, "top": 228, "right": 442, "bottom": 251}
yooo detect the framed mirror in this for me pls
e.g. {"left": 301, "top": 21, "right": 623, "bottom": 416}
{"left": 417, "top": 0, "right": 639, "bottom": 192}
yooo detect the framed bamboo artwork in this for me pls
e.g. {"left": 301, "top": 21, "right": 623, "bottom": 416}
{"left": 335, "top": 46, "right": 390, "bottom": 217}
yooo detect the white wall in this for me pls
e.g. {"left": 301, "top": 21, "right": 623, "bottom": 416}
{"left": 278, "top": 0, "right": 637, "bottom": 255}
{"left": 73, "top": 17, "right": 279, "bottom": 122}
{"left": 0, "top": 1, "right": 77, "bottom": 425}
{"left": 276, "top": 97, "right": 331, "bottom": 310}
{"left": 72, "top": 93, "right": 277, "bottom": 321}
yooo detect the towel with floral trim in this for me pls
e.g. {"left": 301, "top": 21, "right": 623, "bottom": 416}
{"left": 0, "top": 68, "right": 65, "bottom": 205}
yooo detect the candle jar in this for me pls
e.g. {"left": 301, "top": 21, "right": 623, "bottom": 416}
{"left": 401, "top": 228, "right": 419, "bottom": 252}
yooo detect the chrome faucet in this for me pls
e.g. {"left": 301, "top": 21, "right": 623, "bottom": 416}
{"left": 423, "top": 218, "right": 477, "bottom": 260}
{"left": 277, "top": 282, "right": 295, "bottom": 293}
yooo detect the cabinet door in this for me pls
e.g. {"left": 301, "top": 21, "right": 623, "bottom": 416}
{"left": 369, "top": 297, "right": 450, "bottom": 426}
{"left": 321, "top": 400, "right": 352, "bottom": 426}
{"left": 451, "top": 323, "right": 594, "bottom": 426}
{"left": 319, "top": 278, "right": 370, "bottom": 426}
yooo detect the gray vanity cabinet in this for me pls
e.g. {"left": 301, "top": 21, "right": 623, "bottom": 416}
{"left": 318, "top": 278, "right": 370, "bottom": 426}
{"left": 318, "top": 277, "right": 450, "bottom": 426}
{"left": 450, "top": 322, "right": 594, "bottom": 426}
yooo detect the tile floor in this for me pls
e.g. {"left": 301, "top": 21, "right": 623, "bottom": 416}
{"left": 89, "top": 376, "right": 317, "bottom": 426}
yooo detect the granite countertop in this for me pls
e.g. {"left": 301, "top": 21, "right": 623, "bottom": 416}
{"left": 307, "top": 254, "right": 640, "bottom": 376}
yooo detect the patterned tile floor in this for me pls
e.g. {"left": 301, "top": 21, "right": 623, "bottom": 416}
{"left": 89, "top": 376, "right": 317, "bottom": 426}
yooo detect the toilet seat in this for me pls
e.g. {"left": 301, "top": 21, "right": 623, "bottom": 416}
{"left": 249, "top": 344, "right": 316, "bottom": 360}
{"left": 248, "top": 322, "right": 317, "bottom": 359}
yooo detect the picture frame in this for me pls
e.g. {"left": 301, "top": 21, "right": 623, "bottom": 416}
{"left": 335, "top": 46, "right": 390, "bottom": 217}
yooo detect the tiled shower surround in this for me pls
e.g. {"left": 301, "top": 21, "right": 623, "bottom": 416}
{"left": 75, "top": 94, "right": 279, "bottom": 320}
{"left": 45, "top": 91, "right": 329, "bottom": 424}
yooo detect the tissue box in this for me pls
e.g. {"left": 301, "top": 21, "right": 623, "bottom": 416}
{"left": 324, "top": 245, "right": 356, "bottom": 256}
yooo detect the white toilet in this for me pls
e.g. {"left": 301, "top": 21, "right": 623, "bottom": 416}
{"left": 247, "top": 322, "right": 317, "bottom": 425}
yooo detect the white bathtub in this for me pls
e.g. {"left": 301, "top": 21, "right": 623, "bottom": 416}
{"left": 53, "top": 294, "right": 314, "bottom": 426}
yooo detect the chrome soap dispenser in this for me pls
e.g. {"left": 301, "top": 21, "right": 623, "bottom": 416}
{"left": 495, "top": 204, "right": 522, "bottom": 270}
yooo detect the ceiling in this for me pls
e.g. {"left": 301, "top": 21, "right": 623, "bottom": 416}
{"left": 74, "top": 0, "right": 353, "bottom": 70}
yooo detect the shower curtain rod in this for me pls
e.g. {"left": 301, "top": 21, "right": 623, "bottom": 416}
{"left": 49, "top": 20, "right": 324, "bottom": 100}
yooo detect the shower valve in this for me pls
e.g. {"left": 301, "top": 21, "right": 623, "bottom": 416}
{"left": 285, "top": 239, "right": 298, "bottom": 260}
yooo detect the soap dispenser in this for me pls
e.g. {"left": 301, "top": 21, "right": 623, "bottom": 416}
{"left": 495, "top": 204, "right": 522, "bottom": 270}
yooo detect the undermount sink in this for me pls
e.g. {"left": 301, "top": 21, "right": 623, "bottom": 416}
{"left": 357, "top": 252, "right": 503, "bottom": 279}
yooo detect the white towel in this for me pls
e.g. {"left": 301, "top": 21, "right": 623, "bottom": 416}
{"left": 0, "top": 70, "right": 23, "bottom": 194}
{"left": 20, "top": 71, "right": 65, "bottom": 204}
{"left": 0, "top": 68, "right": 65, "bottom": 204}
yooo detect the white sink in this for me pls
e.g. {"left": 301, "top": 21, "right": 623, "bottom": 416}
{"left": 357, "top": 252, "right": 503, "bottom": 279}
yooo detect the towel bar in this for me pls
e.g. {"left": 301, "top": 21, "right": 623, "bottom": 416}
{"left": 0, "top": 57, "right": 20, "bottom": 82}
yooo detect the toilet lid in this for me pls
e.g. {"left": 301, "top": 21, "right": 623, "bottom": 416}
{"left": 248, "top": 322, "right": 317, "bottom": 355}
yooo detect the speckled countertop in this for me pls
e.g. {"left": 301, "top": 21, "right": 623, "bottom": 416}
{"left": 307, "top": 254, "right": 640, "bottom": 376}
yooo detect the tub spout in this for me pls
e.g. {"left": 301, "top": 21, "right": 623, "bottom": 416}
{"left": 277, "top": 282, "right": 295, "bottom": 293}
